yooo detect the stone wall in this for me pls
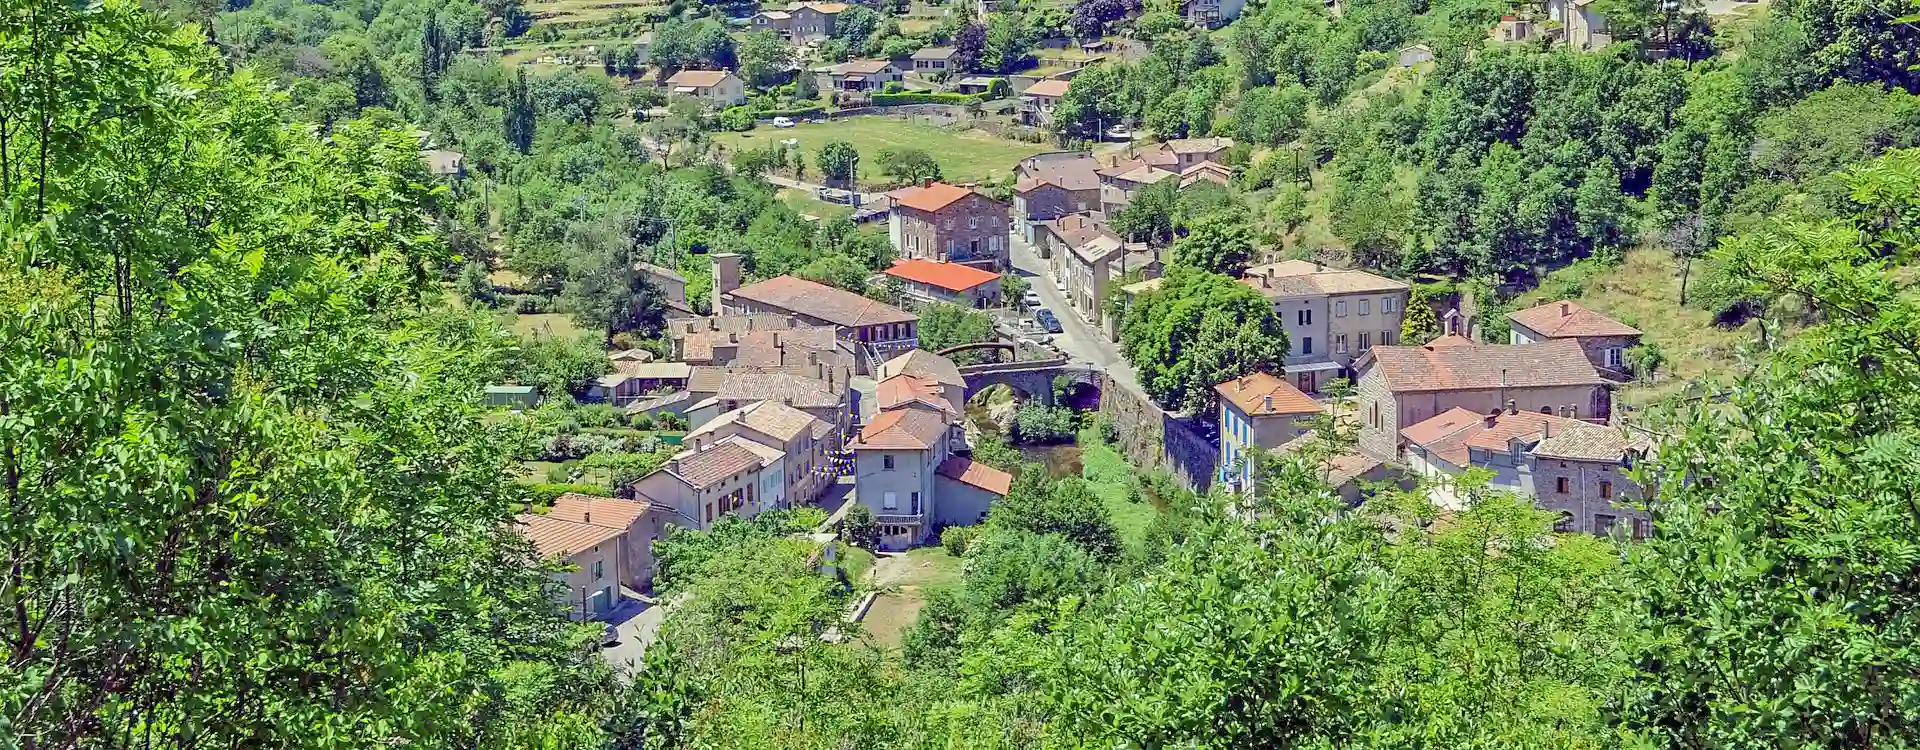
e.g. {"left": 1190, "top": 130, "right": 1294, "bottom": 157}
{"left": 1097, "top": 374, "right": 1219, "bottom": 491}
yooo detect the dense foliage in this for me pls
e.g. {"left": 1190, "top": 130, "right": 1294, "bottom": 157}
{"left": 1120, "top": 266, "right": 1290, "bottom": 414}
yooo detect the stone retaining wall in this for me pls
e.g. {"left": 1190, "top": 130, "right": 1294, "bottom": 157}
{"left": 1097, "top": 374, "right": 1219, "bottom": 491}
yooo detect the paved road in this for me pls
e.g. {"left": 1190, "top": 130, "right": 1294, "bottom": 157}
{"left": 599, "top": 593, "right": 668, "bottom": 677}
{"left": 1007, "top": 233, "right": 1141, "bottom": 391}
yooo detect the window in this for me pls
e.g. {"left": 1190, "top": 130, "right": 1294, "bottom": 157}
{"left": 883, "top": 455, "right": 895, "bottom": 470}
{"left": 1383, "top": 330, "right": 1398, "bottom": 345}
{"left": 883, "top": 491, "right": 898, "bottom": 510}
{"left": 910, "top": 492, "right": 921, "bottom": 514}
{"left": 1335, "top": 300, "right": 1347, "bottom": 317}
{"left": 1631, "top": 518, "right": 1650, "bottom": 539}
{"left": 1553, "top": 511, "right": 1573, "bottom": 532}
{"left": 1594, "top": 514, "right": 1618, "bottom": 535}
{"left": 1335, "top": 334, "right": 1348, "bottom": 354}
{"left": 1605, "top": 347, "right": 1623, "bottom": 368}
{"left": 1301, "top": 337, "right": 1313, "bottom": 355}
{"left": 1369, "top": 400, "right": 1380, "bottom": 428}
{"left": 968, "top": 216, "right": 979, "bottom": 230}
{"left": 1358, "top": 299, "right": 1370, "bottom": 315}
{"left": 591, "top": 560, "right": 604, "bottom": 580}
{"left": 1297, "top": 308, "right": 1312, "bottom": 325}
{"left": 1555, "top": 477, "right": 1570, "bottom": 494}
{"left": 1359, "top": 332, "right": 1372, "bottom": 350}
{"left": 1382, "top": 296, "right": 1398, "bottom": 314}
{"left": 1600, "top": 481, "right": 1614, "bottom": 499}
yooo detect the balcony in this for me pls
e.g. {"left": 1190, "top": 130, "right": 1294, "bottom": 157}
{"left": 872, "top": 512, "right": 925, "bottom": 525}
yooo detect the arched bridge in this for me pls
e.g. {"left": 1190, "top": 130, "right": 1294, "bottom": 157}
{"left": 958, "top": 357, "right": 1099, "bottom": 407}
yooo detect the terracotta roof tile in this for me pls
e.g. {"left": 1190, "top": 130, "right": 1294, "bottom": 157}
{"left": 936, "top": 456, "right": 1013, "bottom": 495}
{"left": 884, "top": 258, "right": 1001, "bottom": 292}
{"left": 666, "top": 69, "right": 733, "bottom": 88}
{"left": 547, "top": 493, "right": 653, "bottom": 529}
{"left": 1508, "top": 300, "right": 1643, "bottom": 338}
{"left": 1214, "top": 371, "right": 1322, "bottom": 417}
{"left": 877, "top": 373, "right": 962, "bottom": 414}
{"left": 890, "top": 182, "right": 980, "bottom": 213}
{"left": 1360, "top": 339, "right": 1606, "bottom": 393}
{"left": 667, "top": 441, "right": 765, "bottom": 488}
{"left": 1242, "top": 260, "right": 1409, "bottom": 297}
{"left": 515, "top": 513, "right": 626, "bottom": 559}
{"left": 726, "top": 275, "right": 918, "bottom": 328}
{"left": 1022, "top": 79, "right": 1071, "bottom": 97}
{"left": 1401, "top": 407, "right": 1632, "bottom": 465}
{"left": 852, "top": 408, "right": 949, "bottom": 450}
{"left": 1273, "top": 435, "right": 1386, "bottom": 487}
{"left": 877, "top": 350, "right": 964, "bottom": 386}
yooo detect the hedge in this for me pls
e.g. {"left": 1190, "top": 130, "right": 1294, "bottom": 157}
{"left": 526, "top": 483, "right": 609, "bottom": 504}
{"left": 757, "top": 105, "right": 826, "bottom": 119}
{"left": 869, "top": 92, "right": 982, "bottom": 106}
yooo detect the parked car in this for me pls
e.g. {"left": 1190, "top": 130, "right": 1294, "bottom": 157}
{"left": 600, "top": 624, "right": 620, "bottom": 648}
{"left": 772, "top": 117, "right": 796, "bottom": 128}
{"left": 1034, "top": 308, "right": 1062, "bottom": 333}
{"left": 1021, "top": 290, "right": 1042, "bottom": 308}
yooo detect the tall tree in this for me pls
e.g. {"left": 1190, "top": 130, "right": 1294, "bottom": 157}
{"left": 504, "top": 66, "right": 536, "bottom": 154}
{"left": 1171, "top": 211, "right": 1256, "bottom": 275}
{"left": 1119, "top": 266, "right": 1289, "bottom": 414}
{"left": 736, "top": 30, "right": 791, "bottom": 88}
{"left": 817, "top": 140, "right": 860, "bottom": 188}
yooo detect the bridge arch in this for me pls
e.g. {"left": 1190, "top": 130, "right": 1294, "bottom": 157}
{"left": 936, "top": 341, "right": 1016, "bottom": 363}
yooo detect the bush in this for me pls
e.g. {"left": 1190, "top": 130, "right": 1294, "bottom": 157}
{"left": 527, "top": 483, "right": 610, "bottom": 504}
{"left": 883, "top": 81, "right": 905, "bottom": 93}
{"left": 941, "top": 525, "right": 981, "bottom": 557}
{"left": 1012, "top": 404, "right": 1077, "bottom": 444}
{"left": 757, "top": 105, "right": 825, "bottom": 119}
{"left": 718, "top": 106, "right": 757, "bottom": 131}
{"left": 841, "top": 504, "right": 879, "bottom": 549}
{"left": 870, "top": 92, "right": 981, "bottom": 106}
{"left": 628, "top": 412, "right": 656, "bottom": 430}
{"left": 570, "top": 403, "right": 626, "bottom": 428}
{"left": 656, "top": 411, "right": 688, "bottom": 431}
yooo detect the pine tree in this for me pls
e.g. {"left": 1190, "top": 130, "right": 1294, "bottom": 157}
{"left": 503, "top": 67, "right": 536, "bottom": 154}
{"left": 419, "top": 12, "right": 450, "bottom": 103}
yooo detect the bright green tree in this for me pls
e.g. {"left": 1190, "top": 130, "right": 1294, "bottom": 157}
{"left": 1119, "top": 266, "right": 1289, "bottom": 414}
{"left": 817, "top": 139, "right": 860, "bottom": 188}
{"left": 1171, "top": 211, "right": 1256, "bottom": 275}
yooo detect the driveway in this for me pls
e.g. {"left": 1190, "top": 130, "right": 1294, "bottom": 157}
{"left": 1008, "top": 233, "right": 1141, "bottom": 391}
{"left": 599, "top": 592, "right": 670, "bottom": 677}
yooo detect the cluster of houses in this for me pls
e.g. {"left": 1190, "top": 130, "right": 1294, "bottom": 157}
{"left": 513, "top": 260, "right": 1013, "bottom": 619}
{"left": 1216, "top": 289, "right": 1655, "bottom": 540}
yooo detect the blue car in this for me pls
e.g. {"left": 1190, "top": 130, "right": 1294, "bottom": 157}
{"left": 1034, "top": 308, "right": 1063, "bottom": 334}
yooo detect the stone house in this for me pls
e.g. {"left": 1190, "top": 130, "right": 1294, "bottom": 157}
{"left": 1013, "top": 153, "right": 1102, "bottom": 244}
{"left": 1397, "top": 43, "right": 1434, "bottom": 67}
{"left": 1097, "top": 161, "right": 1177, "bottom": 215}
{"left": 715, "top": 260, "right": 921, "bottom": 364}
{"left": 1271, "top": 435, "right": 1396, "bottom": 505}
{"left": 1240, "top": 259, "right": 1412, "bottom": 393}
{"left": 1400, "top": 406, "right": 1649, "bottom": 537}
{"left": 589, "top": 361, "right": 692, "bottom": 405}
{"left": 634, "top": 261, "right": 693, "bottom": 317}
{"left": 886, "top": 182, "right": 1012, "bottom": 270}
{"left": 1352, "top": 337, "right": 1613, "bottom": 460}
{"left": 683, "top": 399, "right": 835, "bottom": 508}
{"left": 516, "top": 512, "right": 628, "bottom": 618}
{"left": 1547, "top": 0, "right": 1610, "bottom": 50}
{"left": 1507, "top": 300, "right": 1643, "bottom": 377}
{"left": 543, "top": 492, "right": 671, "bottom": 594}
{"left": 631, "top": 438, "right": 771, "bottom": 528}
{"left": 1039, "top": 213, "right": 1123, "bottom": 320}
{"left": 664, "top": 69, "right": 746, "bottom": 108}
{"left": 787, "top": 1, "right": 848, "bottom": 42}
{"left": 750, "top": 9, "right": 792, "bottom": 35}
{"left": 883, "top": 258, "right": 1003, "bottom": 309}
{"left": 1215, "top": 371, "right": 1323, "bottom": 491}
{"left": 684, "top": 368, "right": 853, "bottom": 444}
{"left": 1019, "top": 78, "right": 1071, "bottom": 126}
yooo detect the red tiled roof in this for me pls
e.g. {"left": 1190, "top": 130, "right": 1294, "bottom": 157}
{"left": 1213, "top": 371, "right": 1322, "bottom": 417}
{"left": 726, "top": 275, "right": 917, "bottom": 328}
{"left": 1508, "top": 300, "right": 1643, "bottom": 338}
{"left": 877, "top": 373, "right": 962, "bottom": 414}
{"left": 852, "top": 408, "right": 949, "bottom": 450}
{"left": 666, "top": 69, "right": 733, "bottom": 88}
{"left": 547, "top": 493, "right": 652, "bottom": 529}
{"left": 891, "top": 182, "right": 977, "bottom": 213}
{"left": 1401, "top": 407, "right": 1623, "bottom": 466}
{"left": 667, "top": 441, "right": 765, "bottom": 488}
{"left": 515, "top": 513, "right": 626, "bottom": 560}
{"left": 1359, "top": 339, "right": 1606, "bottom": 393}
{"left": 877, "top": 349, "right": 964, "bottom": 386}
{"left": 937, "top": 456, "right": 1013, "bottom": 495}
{"left": 884, "top": 258, "right": 1001, "bottom": 293}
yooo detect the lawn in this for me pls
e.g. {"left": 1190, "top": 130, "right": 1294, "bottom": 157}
{"left": 714, "top": 116, "right": 1050, "bottom": 187}
{"left": 509, "top": 312, "right": 587, "bottom": 340}
{"left": 858, "top": 546, "right": 965, "bottom": 649}
{"left": 778, "top": 187, "right": 854, "bottom": 220}
{"left": 1079, "top": 426, "right": 1158, "bottom": 549}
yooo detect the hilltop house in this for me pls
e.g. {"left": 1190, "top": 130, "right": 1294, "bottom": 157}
{"left": 911, "top": 47, "right": 961, "bottom": 74}
{"left": 1507, "top": 300, "right": 1643, "bottom": 377}
{"left": 516, "top": 509, "right": 633, "bottom": 618}
{"left": 788, "top": 1, "right": 849, "bottom": 41}
{"left": 1353, "top": 337, "right": 1612, "bottom": 460}
{"left": 1240, "top": 259, "right": 1412, "bottom": 393}
{"left": 1547, "top": 0, "right": 1610, "bottom": 50}
{"left": 1019, "top": 78, "right": 1071, "bottom": 126}
{"left": 1401, "top": 405, "right": 1649, "bottom": 536}
{"left": 887, "top": 182, "right": 1012, "bottom": 270}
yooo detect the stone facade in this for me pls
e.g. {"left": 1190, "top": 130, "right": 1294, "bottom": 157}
{"left": 1528, "top": 455, "right": 1646, "bottom": 536}
{"left": 1356, "top": 369, "right": 1609, "bottom": 459}
{"left": 1097, "top": 372, "right": 1218, "bottom": 490}
{"left": 889, "top": 189, "right": 1011, "bottom": 269}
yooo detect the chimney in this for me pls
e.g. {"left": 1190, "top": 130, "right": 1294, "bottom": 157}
{"left": 1313, "top": 261, "right": 1323, "bottom": 272}
{"left": 784, "top": 396, "right": 794, "bottom": 406}
{"left": 816, "top": 362, "right": 826, "bottom": 379}
{"left": 1543, "top": 421, "right": 1551, "bottom": 438}
{"left": 706, "top": 318, "right": 718, "bottom": 331}
{"left": 1500, "top": 369, "right": 1509, "bottom": 387}
{"left": 1506, "top": 398, "right": 1516, "bottom": 414}
{"left": 923, "top": 177, "right": 935, "bottom": 188}
{"left": 1262, "top": 395, "right": 1273, "bottom": 412}
{"left": 772, "top": 332, "right": 782, "bottom": 348}
{"left": 728, "top": 332, "right": 738, "bottom": 344}
{"left": 583, "top": 511, "right": 592, "bottom": 524}
{"left": 1559, "top": 301, "right": 1570, "bottom": 317}
{"left": 712, "top": 252, "right": 743, "bottom": 304}
{"left": 1238, "top": 374, "right": 1250, "bottom": 390}
{"left": 1484, "top": 409, "right": 1499, "bottom": 428}
{"left": 1265, "top": 267, "right": 1277, "bottom": 280}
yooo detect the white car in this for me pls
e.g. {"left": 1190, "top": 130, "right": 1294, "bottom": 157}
{"left": 1021, "top": 290, "right": 1042, "bottom": 307}
{"left": 772, "top": 117, "right": 796, "bottom": 128}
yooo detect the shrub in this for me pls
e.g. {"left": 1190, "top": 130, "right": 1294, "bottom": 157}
{"left": 941, "top": 525, "right": 981, "bottom": 557}
{"left": 718, "top": 106, "right": 757, "bottom": 131}
{"left": 870, "top": 92, "right": 981, "bottom": 106}
{"left": 629, "top": 412, "right": 656, "bottom": 430}
{"left": 527, "top": 483, "right": 609, "bottom": 504}
{"left": 656, "top": 411, "right": 689, "bottom": 431}
{"left": 1012, "top": 404, "right": 1077, "bottom": 444}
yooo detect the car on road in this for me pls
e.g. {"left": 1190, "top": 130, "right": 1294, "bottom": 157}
{"left": 1021, "top": 290, "right": 1042, "bottom": 308}
{"left": 1054, "top": 277, "right": 1067, "bottom": 292}
{"left": 772, "top": 117, "right": 796, "bottom": 128}
{"left": 1034, "top": 308, "right": 1063, "bottom": 333}
{"left": 600, "top": 624, "right": 620, "bottom": 648}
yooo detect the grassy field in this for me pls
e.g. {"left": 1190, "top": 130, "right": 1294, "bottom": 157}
{"left": 509, "top": 312, "right": 587, "bottom": 340}
{"left": 1079, "top": 427, "right": 1159, "bottom": 549}
{"left": 1515, "top": 248, "right": 1757, "bottom": 409}
{"left": 714, "top": 116, "right": 1050, "bottom": 187}
{"left": 525, "top": 0, "right": 654, "bottom": 25}
{"left": 859, "top": 547, "right": 965, "bottom": 649}
{"left": 778, "top": 187, "right": 854, "bottom": 220}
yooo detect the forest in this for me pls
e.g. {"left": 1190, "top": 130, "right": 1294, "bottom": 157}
{"left": 2, "top": 0, "right": 1919, "bottom": 743}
